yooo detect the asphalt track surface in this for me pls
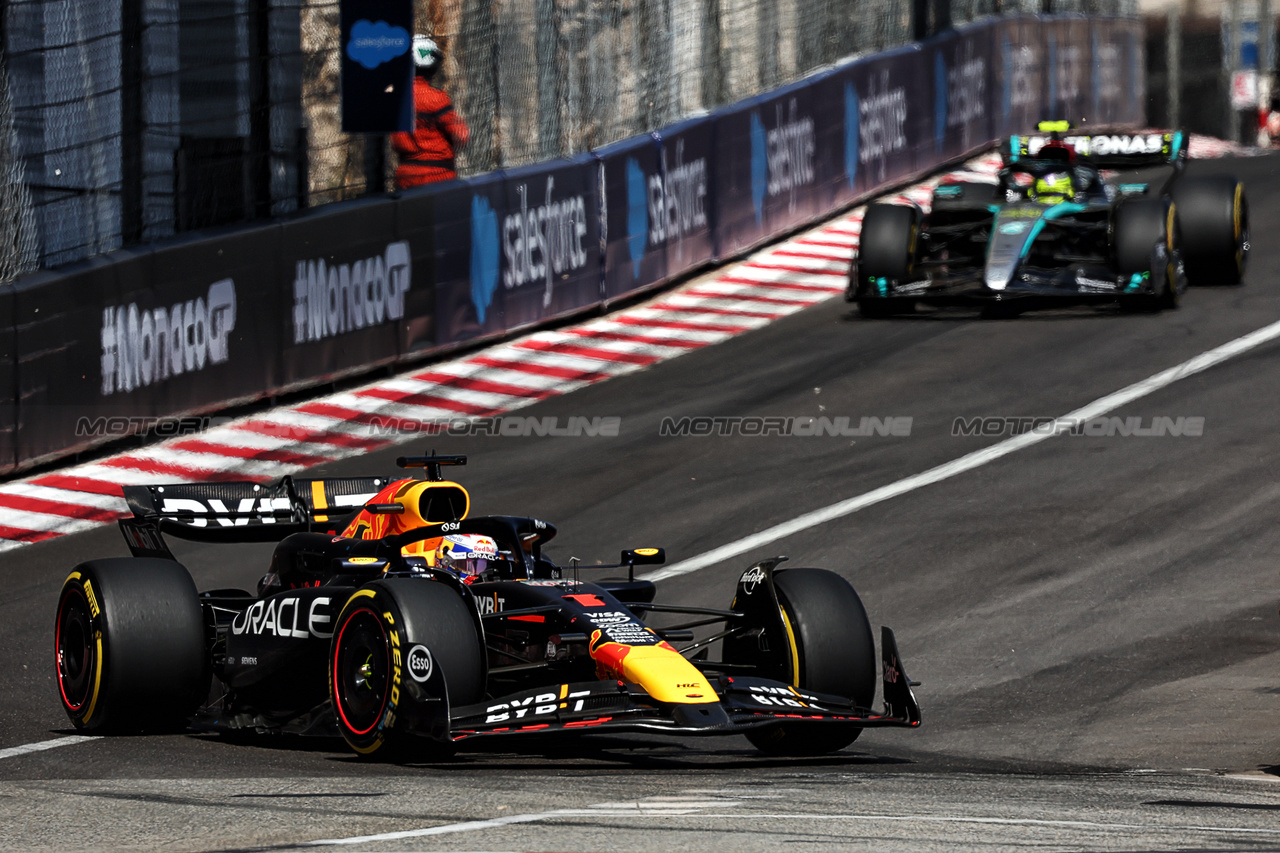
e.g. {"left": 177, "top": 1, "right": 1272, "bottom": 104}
{"left": 4, "top": 154, "right": 1280, "bottom": 852}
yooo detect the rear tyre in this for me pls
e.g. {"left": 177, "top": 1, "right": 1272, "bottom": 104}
{"left": 743, "top": 569, "right": 877, "bottom": 756}
{"left": 330, "top": 579, "right": 483, "bottom": 760}
{"left": 856, "top": 204, "right": 919, "bottom": 318}
{"left": 1113, "top": 198, "right": 1178, "bottom": 313}
{"left": 1171, "top": 175, "right": 1248, "bottom": 285}
{"left": 54, "top": 559, "right": 207, "bottom": 733}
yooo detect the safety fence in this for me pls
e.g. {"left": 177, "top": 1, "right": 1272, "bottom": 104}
{"left": 0, "top": 0, "right": 1137, "bottom": 278}
{"left": 0, "top": 15, "right": 1144, "bottom": 475}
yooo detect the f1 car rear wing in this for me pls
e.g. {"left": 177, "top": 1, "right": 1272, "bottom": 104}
{"left": 119, "top": 475, "right": 390, "bottom": 555}
{"left": 1005, "top": 130, "right": 1187, "bottom": 170}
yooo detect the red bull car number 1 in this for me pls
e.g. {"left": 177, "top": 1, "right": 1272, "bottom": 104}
{"left": 54, "top": 455, "right": 920, "bottom": 758}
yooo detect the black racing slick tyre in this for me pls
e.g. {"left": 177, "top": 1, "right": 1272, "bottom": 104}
{"left": 856, "top": 204, "right": 919, "bottom": 318}
{"left": 744, "top": 569, "right": 877, "bottom": 757}
{"left": 1113, "top": 198, "right": 1179, "bottom": 312}
{"left": 54, "top": 559, "right": 207, "bottom": 733}
{"left": 1171, "top": 175, "right": 1249, "bottom": 285}
{"left": 329, "top": 579, "right": 483, "bottom": 760}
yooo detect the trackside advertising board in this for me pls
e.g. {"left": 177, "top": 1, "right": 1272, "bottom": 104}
{"left": 2, "top": 15, "right": 1143, "bottom": 472}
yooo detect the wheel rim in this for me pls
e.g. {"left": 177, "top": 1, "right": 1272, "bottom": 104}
{"left": 55, "top": 588, "right": 95, "bottom": 712}
{"left": 332, "top": 608, "right": 390, "bottom": 736}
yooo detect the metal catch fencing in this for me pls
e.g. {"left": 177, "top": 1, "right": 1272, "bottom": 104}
{"left": 0, "top": 0, "right": 1137, "bottom": 280}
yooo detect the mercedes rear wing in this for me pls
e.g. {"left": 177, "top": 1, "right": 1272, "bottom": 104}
{"left": 1005, "top": 130, "right": 1187, "bottom": 170}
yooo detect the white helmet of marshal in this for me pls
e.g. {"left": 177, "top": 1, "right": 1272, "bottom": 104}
{"left": 412, "top": 35, "right": 442, "bottom": 74}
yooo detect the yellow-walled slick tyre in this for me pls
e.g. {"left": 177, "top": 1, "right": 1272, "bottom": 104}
{"left": 54, "top": 559, "right": 207, "bottom": 733}
{"left": 744, "top": 568, "right": 877, "bottom": 756}
{"left": 329, "top": 579, "right": 483, "bottom": 760}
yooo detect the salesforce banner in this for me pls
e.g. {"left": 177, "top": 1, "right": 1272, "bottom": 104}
{"left": 496, "top": 154, "right": 602, "bottom": 330}
{"left": 929, "top": 24, "right": 997, "bottom": 165}
{"left": 432, "top": 170, "right": 509, "bottom": 347}
{"left": 656, "top": 117, "right": 718, "bottom": 281}
{"left": 814, "top": 45, "right": 929, "bottom": 215}
{"left": 598, "top": 133, "right": 668, "bottom": 300}
{"left": 995, "top": 18, "right": 1049, "bottom": 141}
{"left": 713, "top": 79, "right": 821, "bottom": 258}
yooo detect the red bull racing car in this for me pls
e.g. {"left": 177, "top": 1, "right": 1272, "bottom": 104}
{"left": 55, "top": 455, "right": 920, "bottom": 758}
{"left": 849, "top": 122, "right": 1249, "bottom": 316}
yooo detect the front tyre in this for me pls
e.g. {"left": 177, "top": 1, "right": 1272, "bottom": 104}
{"left": 54, "top": 559, "right": 207, "bottom": 733}
{"left": 1113, "top": 198, "right": 1179, "bottom": 313}
{"left": 330, "top": 579, "right": 483, "bottom": 760}
{"left": 856, "top": 204, "right": 920, "bottom": 318}
{"left": 745, "top": 568, "right": 877, "bottom": 756}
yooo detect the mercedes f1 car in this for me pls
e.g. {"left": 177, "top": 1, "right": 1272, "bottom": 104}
{"left": 55, "top": 455, "right": 920, "bottom": 758}
{"left": 848, "top": 123, "right": 1249, "bottom": 316}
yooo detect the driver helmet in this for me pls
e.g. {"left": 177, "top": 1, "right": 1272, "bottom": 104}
{"left": 412, "top": 35, "right": 443, "bottom": 75}
{"left": 1033, "top": 171, "right": 1074, "bottom": 202}
{"left": 434, "top": 533, "right": 499, "bottom": 581}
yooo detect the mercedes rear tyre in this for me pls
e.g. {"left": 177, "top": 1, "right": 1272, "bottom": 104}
{"left": 330, "top": 579, "right": 483, "bottom": 760}
{"left": 744, "top": 568, "right": 877, "bottom": 756}
{"left": 55, "top": 559, "right": 208, "bottom": 733}
{"left": 1172, "top": 175, "right": 1248, "bottom": 285}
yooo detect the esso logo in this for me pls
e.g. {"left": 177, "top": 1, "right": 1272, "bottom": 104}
{"left": 407, "top": 644, "right": 434, "bottom": 682}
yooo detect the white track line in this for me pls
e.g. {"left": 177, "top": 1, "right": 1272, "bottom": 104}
{"left": 644, "top": 317, "right": 1280, "bottom": 582}
{"left": 0, "top": 735, "right": 99, "bottom": 761}
{"left": 297, "top": 809, "right": 1280, "bottom": 847}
